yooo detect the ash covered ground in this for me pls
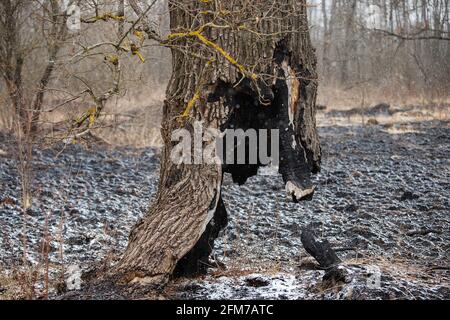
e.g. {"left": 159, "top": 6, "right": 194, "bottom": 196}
{"left": 0, "top": 104, "right": 449, "bottom": 299}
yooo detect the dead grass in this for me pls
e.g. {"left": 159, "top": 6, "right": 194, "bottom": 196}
{"left": 2, "top": 85, "right": 449, "bottom": 148}
{"left": 317, "top": 84, "right": 450, "bottom": 111}
{"left": 0, "top": 267, "right": 26, "bottom": 300}
{"left": 36, "top": 88, "right": 165, "bottom": 148}
{"left": 317, "top": 103, "right": 450, "bottom": 128}
{"left": 344, "top": 255, "right": 449, "bottom": 287}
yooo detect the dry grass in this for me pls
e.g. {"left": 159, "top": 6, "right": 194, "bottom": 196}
{"left": 317, "top": 84, "right": 450, "bottom": 111}
{"left": 0, "top": 267, "right": 26, "bottom": 300}
{"left": 344, "top": 255, "right": 449, "bottom": 287}
{"left": 91, "top": 87, "right": 449, "bottom": 148}
{"left": 317, "top": 103, "right": 450, "bottom": 129}
{"left": 1, "top": 85, "right": 449, "bottom": 148}
{"left": 36, "top": 88, "right": 165, "bottom": 148}
{"left": 90, "top": 88, "right": 165, "bottom": 147}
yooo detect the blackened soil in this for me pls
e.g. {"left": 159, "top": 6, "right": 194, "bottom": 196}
{"left": 0, "top": 111, "right": 449, "bottom": 299}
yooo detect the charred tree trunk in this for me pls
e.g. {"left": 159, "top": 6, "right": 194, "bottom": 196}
{"left": 116, "top": 0, "right": 321, "bottom": 285}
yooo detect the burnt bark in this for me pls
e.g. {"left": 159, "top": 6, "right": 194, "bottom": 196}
{"left": 116, "top": 0, "right": 321, "bottom": 284}
{"left": 173, "top": 194, "right": 228, "bottom": 277}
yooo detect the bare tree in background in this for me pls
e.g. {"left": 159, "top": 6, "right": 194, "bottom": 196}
{"left": 0, "top": 1, "right": 165, "bottom": 139}
{"left": 310, "top": 0, "right": 449, "bottom": 101}
{"left": 0, "top": 0, "right": 163, "bottom": 212}
{"left": 0, "top": 1, "right": 68, "bottom": 135}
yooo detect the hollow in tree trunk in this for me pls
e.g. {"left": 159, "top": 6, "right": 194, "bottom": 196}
{"left": 116, "top": 0, "right": 321, "bottom": 285}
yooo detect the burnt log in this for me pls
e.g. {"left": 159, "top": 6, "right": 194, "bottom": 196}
{"left": 301, "top": 229, "right": 341, "bottom": 269}
{"left": 301, "top": 229, "right": 348, "bottom": 285}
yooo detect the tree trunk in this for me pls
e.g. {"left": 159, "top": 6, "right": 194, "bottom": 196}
{"left": 341, "top": 0, "right": 357, "bottom": 85}
{"left": 323, "top": 0, "right": 337, "bottom": 81}
{"left": 116, "top": 0, "right": 321, "bottom": 285}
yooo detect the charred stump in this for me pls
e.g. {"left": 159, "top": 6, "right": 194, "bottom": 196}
{"left": 301, "top": 229, "right": 348, "bottom": 286}
{"left": 301, "top": 229, "right": 341, "bottom": 269}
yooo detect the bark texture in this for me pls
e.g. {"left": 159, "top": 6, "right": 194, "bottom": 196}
{"left": 116, "top": 0, "right": 321, "bottom": 284}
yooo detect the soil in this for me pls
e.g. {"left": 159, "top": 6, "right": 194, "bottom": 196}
{"left": 0, "top": 104, "right": 449, "bottom": 299}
